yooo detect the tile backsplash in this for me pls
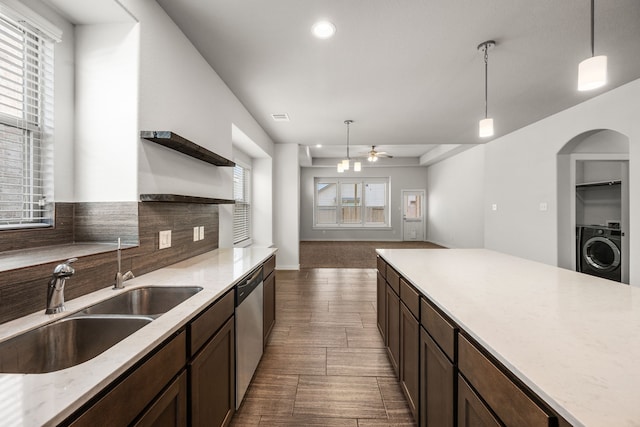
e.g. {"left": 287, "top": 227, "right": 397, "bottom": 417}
{"left": 0, "top": 202, "right": 220, "bottom": 324}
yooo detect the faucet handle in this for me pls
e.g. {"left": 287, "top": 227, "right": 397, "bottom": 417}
{"left": 53, "top": 257, "right": 78, "bottom": 276}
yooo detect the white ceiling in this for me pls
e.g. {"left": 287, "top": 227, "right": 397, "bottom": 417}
{"left": 156, "top": 1, "right": 640, "bottom": 161}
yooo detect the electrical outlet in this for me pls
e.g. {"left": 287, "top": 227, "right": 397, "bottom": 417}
{"left": 193, "top": 226, "right": 199, "bottom": 242}
{"left": 539, "top": 202, "right": 548, "bottom": 211}
{"left": 159, "top": 230, "right": 172, "bottom": 249}
{"left": 199, "top": 226, "right": 204, "bottom": 240}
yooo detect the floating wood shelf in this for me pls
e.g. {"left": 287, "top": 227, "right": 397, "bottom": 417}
{"left": 140, "top": 194, "right": 235, "bottom": 204}
{"left": 140, "top": 131, "right": 235, "bottom": 167}
{"left": 576, "top": 180, "right": 621, "bottom": 188}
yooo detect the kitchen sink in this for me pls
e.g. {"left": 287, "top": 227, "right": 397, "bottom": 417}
{"left": 0, "top": 315, "right": 152, "bottom": 374}
{"left": 78, "top": 286, "right": 203, "bottom": 317}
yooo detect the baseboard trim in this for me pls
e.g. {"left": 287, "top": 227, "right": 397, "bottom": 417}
{"left": 276, "top": 264, "right": 300, "bottom": 270}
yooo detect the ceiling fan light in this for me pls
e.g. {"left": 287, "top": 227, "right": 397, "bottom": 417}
{"left": 354, "top": 162, "right": 362, "bottom": 172}
{"left": 342, "top": 159, "right": 350, "bottom": 170}
{"left": 367, "top": 155, "right": 375, "bottom": 162}
{"left": 578, "top": 55, "right": 607, "bottom": 91}
{"left": 479, "top": 117, "right": 494, "bottom": 138}
{"left": 337, "top": 162, "right": 344, "bottom": 173}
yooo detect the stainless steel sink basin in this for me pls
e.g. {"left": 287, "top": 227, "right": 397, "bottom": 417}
{"left": 78, "top": 286, "right": 203, "bottom": 317}
{"left": 0, "top": 315, "right": 152, "bottom": 373}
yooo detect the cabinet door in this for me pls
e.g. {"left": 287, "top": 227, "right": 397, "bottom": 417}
{"left": 420, "top": 328, "right": 455, "bottom": 427}
{"left": 400, "top": 302, "right": 419, "bottom": 422}
{"left": 264, "top": 271, "right": 276, "bottom": 344}
{"left": 190, "top": 316, "right": 235, "bottom": 427}
{"left": 134, "top": 371, "right": 187, "bottom": 427}
{"left": 377, "top": 271, "right": 386, "bottom": 340}
{"left": 457, "top": 375, "right": 502, "bottom": 427}
{"left": 385, "top": 284, "right": 400, "bottom": 377}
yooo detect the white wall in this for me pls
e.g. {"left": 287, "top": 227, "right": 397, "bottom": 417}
{"left": 274, "top": 144, "right": 299, "bottom": 269}
{"left": 74, "top": 23, "right": 139, "bottom": 201}
{"left": 427, "top": 145, "right": 485, "bottom": 248}
{"left": 119, "top": 0, "right": 275, "bottom": 246}
{"left": 300, "top": 166, "right": 428, "bottom": 241}
{"left": 431, "top": 78, "right": 640, "bottom": 284}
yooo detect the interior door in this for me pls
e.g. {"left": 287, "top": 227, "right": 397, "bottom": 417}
{"left": 402, "top": 190, "right": 425, "bottom": 241}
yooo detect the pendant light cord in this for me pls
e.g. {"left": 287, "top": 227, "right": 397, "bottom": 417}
{"left": 590, "top": 0, "right": 595, "bottom": 57}
{"left": 483, "top": 45, "right": 489, "bottom": 119}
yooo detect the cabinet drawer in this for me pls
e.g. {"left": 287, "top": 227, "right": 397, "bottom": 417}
{"left": 377, "top": 256, "right": 387, "bottom": 278}
{"left": 386, "top": 267, "right": 400, "bottom": 295}
{"left": 70, "top": 331, "right": 186, "bottom": 427}
{"left": 458, "top": 334, "right": 554, "bottom": 427}
{"left": 400, "top": 278, "right": 419, "bottom": 320}
{"left": 189, "top": 290, "right": 234, "bottom": 356}
{"left": 421, "top": 299, "right": 456, "bottom": 362}
{"left": 263, "top": 255, "right": 276, "bottom": 278}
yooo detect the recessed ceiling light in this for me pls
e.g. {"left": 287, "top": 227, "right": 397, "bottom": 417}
{"left": 316, "top": 144, "right": 322, "bottom": 148}
{"left": 311, "top": 21, "right": 336, "bottom": 39}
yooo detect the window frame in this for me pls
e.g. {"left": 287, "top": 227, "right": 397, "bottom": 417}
{"left": 0, "top": 7, "right": 56, "bottom": 230}
{"left": 232, "top": 162, "right": 251, "bottom": 246}
{"left": 313, "top": 177, "right": 390, "bottom": 229}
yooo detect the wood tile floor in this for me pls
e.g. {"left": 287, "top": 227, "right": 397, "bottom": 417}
{"left": 230, "top": 269, "right": 416, "bottom": 427}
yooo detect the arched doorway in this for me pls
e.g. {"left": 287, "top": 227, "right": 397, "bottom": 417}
{"left": 557, "top": 129, "right": 629, "bottom": 283}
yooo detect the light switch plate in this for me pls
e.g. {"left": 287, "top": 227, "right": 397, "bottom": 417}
{"left": 539, "top": 202, "right": 548, "bottom": 211}
{"left": 193, "top": 227, "right": 199, "bottom": 242}
{"left": 159, "top": 230, "right": 172, "bottom": 249}
{"left": 491, "top": 203, "right": 498, "bottom": 211}
{"left": 199, "top": 226, "right": 204, "bottom": 240}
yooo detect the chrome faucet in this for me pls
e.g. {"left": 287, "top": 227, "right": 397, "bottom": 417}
{"left": 45, "top": 258, "right": 77, "bottom": 314}
{"left": 114, "top": 238, "right": 134, "bottom": 289}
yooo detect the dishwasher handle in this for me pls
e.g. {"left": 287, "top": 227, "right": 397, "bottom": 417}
{"left": 235, "top": 267, "right": 263, "bottom": 306}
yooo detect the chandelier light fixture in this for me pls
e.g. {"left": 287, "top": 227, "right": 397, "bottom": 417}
{"left": 578, "top": 0, "right": 607, "bottom": 91}
{"left": 337, "top": 120, "right": 361, "bottom": 173}
{"left": 478, "top": 40, "right": 495, "bottom": 138}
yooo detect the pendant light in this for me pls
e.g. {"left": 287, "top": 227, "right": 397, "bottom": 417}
{"left": 478, "top": 40, "right": 495, "bottom": 138}
{"left": 578, "top": 0, "right": 607, "bottom": 91}
{"left": 337, "top": 120, "right": 361, "bottom": 173}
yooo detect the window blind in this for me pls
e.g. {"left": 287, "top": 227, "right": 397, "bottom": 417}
{"left": 0, "top": 10, "right": 54, "bottom": 228}
{"left": 233, "top": 165, "right": 250, "bottom": 244}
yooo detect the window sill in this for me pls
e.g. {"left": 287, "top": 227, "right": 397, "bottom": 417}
{"left": 0, "top": 242, "right": 138, "bottom": 274}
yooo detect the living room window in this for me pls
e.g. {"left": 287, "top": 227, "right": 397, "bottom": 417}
{"left": 314, "top": 177, "right": 389, "bottom": 228}
{"left": 0, "top": 8, "right": 55, "bottom": 229}
{"left": 233, "top": 164, "right": 251, "bottom": 244}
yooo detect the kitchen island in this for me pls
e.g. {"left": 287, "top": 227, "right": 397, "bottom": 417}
{"left": 0, "top": 247, "right": 276, "bottom": 426}
{"left": 377, "top": 248, "right": 640, "bottom": 427}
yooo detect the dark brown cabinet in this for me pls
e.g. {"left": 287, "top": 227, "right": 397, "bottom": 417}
{"left": 263, "top": 255, "right": 276, "bottom": 344}
{"left": 458, "top": 335, "right": 554, "bottom": 427}
{"left": 189, "top": 317, "right": 235, "bottom": 427}
{"left": 457, "top": 375, "right": 502, "bottom": 427}
{"left": 188, "top": 290, "right": 235, "bottom": 427}
{"left": 400, "top": 302, "right": 419, "bottom": 421}
{"left": 385, "top": 284, "right": 400, "bottom": 377}
{"left": 421, "top": 328, "right": 455, "bottom": 427}
{"left": 134, "top": 371, "right": 188, "bottom": 427}
{"left": 376, "top": 271, "right": 386, "bottom": 339}
{"left": 67, "top": 332, "right": 187, "bottom": 427}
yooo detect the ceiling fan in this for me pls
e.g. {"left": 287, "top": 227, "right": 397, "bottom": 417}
{"left": 366, "top": 146, "right": 393, "bottom": 162}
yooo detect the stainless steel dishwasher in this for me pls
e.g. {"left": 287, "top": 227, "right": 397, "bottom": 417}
{"left": 235, "top": 267, "right": 263, "bottom": 409}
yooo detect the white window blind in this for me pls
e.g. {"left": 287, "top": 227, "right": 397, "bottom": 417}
{"left": 0, "top": 10, "right": 54, "bottom": 228}
{"left": 233, "top": 164, "right": 250, "bottom": 244}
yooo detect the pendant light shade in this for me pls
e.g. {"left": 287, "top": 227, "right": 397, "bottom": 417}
{"left": 478, "top": 40, "right": 495, "bottom": 138}
{"left": 338, "top": 119, "right": 360, "bottom": 173}
{"left": 479, "top": 118, "right": 494, "bottom": 138}
{"left": 578, "top": 55, "right": 607, "bottom": 91}
{"left": 578, "top": 0, "right": 607, "bottom": 91}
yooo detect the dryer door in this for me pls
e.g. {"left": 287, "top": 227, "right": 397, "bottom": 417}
{"left": 583, "top": 236, "right": 621, "bottom": 272}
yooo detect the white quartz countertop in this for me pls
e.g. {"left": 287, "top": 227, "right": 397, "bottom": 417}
{"left": 0, "top": 247, "right": 276, "bottom": 427}
{"left": 376, "top": 248, "right": 640, "bottom": 427}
